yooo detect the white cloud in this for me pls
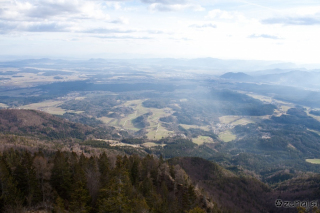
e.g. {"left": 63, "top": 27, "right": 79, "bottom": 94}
{"left": 1, "top": 0, "right": 320, "bottom": 64}
{"left": 0, "top": 0, "right": 123, "bottom": 22}
{"left": 149, "top": 3, "right": 204, "bottom": 12}
{"left": 206, "top": 9, "right": 243, "bottom": 20}
{"left": 189, "top": 23, "right": 216, "bottom": 28}
{"left": 0, "top": 21, "right": 70, "bottom": 33}
{"left": 248, "top": 34, "right": 281, "bottom": 39}
{"left": 141, "top": 0, "right": 187, "bottom": 5}
{"left": 81, "top": 27, "right": 136, "bottom": 34}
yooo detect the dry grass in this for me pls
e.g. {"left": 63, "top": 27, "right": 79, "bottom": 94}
{"left": 218, "top": 130, "right": 236, "bottom": 142}
{"left": 306, "top": 111, "right": 320, "bottom": 122}
{"left": 231, "top": 118, "right": 254, "bottom": 126}
{"left": 279, "top": 105, "right": 292, "bottom": 113}
{"left": 106, "top": 99, "right": 175, "bottom": 139}
{"left": 246, "top": 94, "right": 273, "bottom": 103}
{"left": 179, "top": 124, "right": 210, "bottom": 131}
{"left": 142, "top": 142, "right": 166, "bottom": 147}
{"left": 307, "top": 129, "right": 320, "bottom": 135}
{"left": 219, "top": 116, "right": 239, "bottom": 124}
{"left": 21, "top": 100, "right": 83, "bottom": 115}
{"left": 306, "top": 159, "right": 320, "bottom": 164}
{"left": 192, "top": 136, "right": 214, "bottom": 145}
{"left": 0, "top": 103, "right": 8, "bottom": 108}
{"left": 4, "top": 72, "right": 86, "bottom": 87}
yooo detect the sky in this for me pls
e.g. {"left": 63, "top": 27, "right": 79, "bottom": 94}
{"left": 1, "top": 0, "right": 320, "bottom": 64}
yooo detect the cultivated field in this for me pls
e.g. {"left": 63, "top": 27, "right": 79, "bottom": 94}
{"left": 218, "top": 130, "right": 236, "bottom": 142}
{"left": 0, "top": 103, "right": 8, "bottom": 108}
{"left": 219, "top": 116, "right": 239, "bottom": 124}
{"left": 246, "top": 94, "right": 273, "bottom": 103}
{"left": 142, "top": 142, "right": 166, "bottom": 148}
{"left": 306, "top": 159, "right": 320, "bottom": 164}
{"left": 279, "top": 105, "right": 292, "bottom": 113}
{"left": 307, "top": 129, "right": 320, "bottom": 136}
{"left": 192, "top": 136, "right": 214, "bottom": 145}
{"left": 0, "top": 71, "right": 84, "bottom": 87}
{"left": 232, "top": 118, "right": 254, "bottom": 126}
{"left": 99, "top": 99, "right": 176, "bottom": 140}
{"left": 21, "top": 100, "right": 83, "bottom": 115}
{"left": 179, "top": 124, "right": 210, "bottom": 131}
{"left": 306, "top": 110, "right": 320, "bottom": 122}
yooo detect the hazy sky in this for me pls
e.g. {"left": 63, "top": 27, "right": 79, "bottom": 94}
{"left": 1, "top": 0, "right": 320, "bottom": 63}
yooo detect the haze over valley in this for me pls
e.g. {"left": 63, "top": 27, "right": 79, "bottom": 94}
{"left": 1, "top": 0, "right": 320, "bottom": 212}
{"left": 1, "top": 57, "right": 320, "bottom": 212}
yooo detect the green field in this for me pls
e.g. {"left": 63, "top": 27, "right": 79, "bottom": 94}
{"left": 306, "top": 159, "right": 320, "bottom": 164}
{"left": 218, "top": 130, "right": 236, "bottom": 142}
{"left": 192, "top": 136, "right": 214, "bottom": 145}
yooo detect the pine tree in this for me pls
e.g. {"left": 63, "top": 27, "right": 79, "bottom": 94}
{"left": 33, "top": 152, "right": 52, "bottom": 204}
{"left": 50, "top": 151, "right": 72, "bottom": 201}
{"left": 13, "top": 151, "right": 41, "bottom": 206}
{"left": 97, "top": 156, "right": 133, "bottom": 213}
{"left": 69, "top": 153, "right": 91, "bottom": 213}
{"left": 86, "top": 156, "right": 100, "bottom": 207}
{"left": 98, "top": 152, "right": 110, "bottom": 188}
{"left": 0, "top": 158, "right": 22, "bottom": 210}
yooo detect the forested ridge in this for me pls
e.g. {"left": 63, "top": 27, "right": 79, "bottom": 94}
{"left": 0, "top": 149, "right": 218, "bottom": 213}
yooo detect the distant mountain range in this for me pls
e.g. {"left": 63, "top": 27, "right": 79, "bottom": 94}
{"left": 220, "top": 70, "right": 320, "bottom": 89}
{"left": 0, "top": 57, "right": 303, "bottom": 72}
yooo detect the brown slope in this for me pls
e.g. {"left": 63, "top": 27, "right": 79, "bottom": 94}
{"left": 169, "top": 157, "right": 272, "bottom": 213}
{"left": 0, "top": 109, "right": 107, "bottom": 140}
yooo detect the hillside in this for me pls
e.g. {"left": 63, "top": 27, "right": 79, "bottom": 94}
{"left": 0, "top": 109, "right": 114, "bottom": 140}
{"left": 169, "top": 157, "right": 271, "bottom": 212}
{"left": 169, "top": 157, "right": 320, "bottom": 213}
{"left": 0, "top": 109, "right": 320, "bottom": 212}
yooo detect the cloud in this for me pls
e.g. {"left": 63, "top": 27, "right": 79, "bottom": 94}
{"left": 149, "top": 3, "right": 204, "bottom": 12}
{"left": 207, "top": 9, "right": 237, "bottom": 20}
{"left": 140, "top": 0, "right": 204, "bottom": 12}
{"left": 0, "top": 22, "right": 16, "bottom": 34}
{"left": 109, "top": 17, "right": 129, "bottom": 24}
{"left": 25, "top": 1, "right": 79, "bottom": 19}
{"left": 0, "top": 0, "right": 115, "bottom": 21}
{"left": 0, "top": 21, "right": 69, "bottom": 33}
{"left": 141, "top": 0, "right": 187, "bottom": 5}
{"left": 206, "top": 9, "right": 246, "bottom": 22}
{"left": 81, "top": 28, "right": 136, "bottom": 34}
{"left": 0, "top": 0, "right": 129, "bottom": 35}
{"left": 94, "top": 35, "right": 153, "bottom": 40}
{"left": 261, "top": 16, "right": 320, "bottom": 25}
{"left": 25, "top": 22, "right": 69, "bottom": 32}
{"left": 248, "top": 34, "right": 281, "bottom": 39}
{"left": 189, "top": 23, "right": 216, "bottom": 28}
